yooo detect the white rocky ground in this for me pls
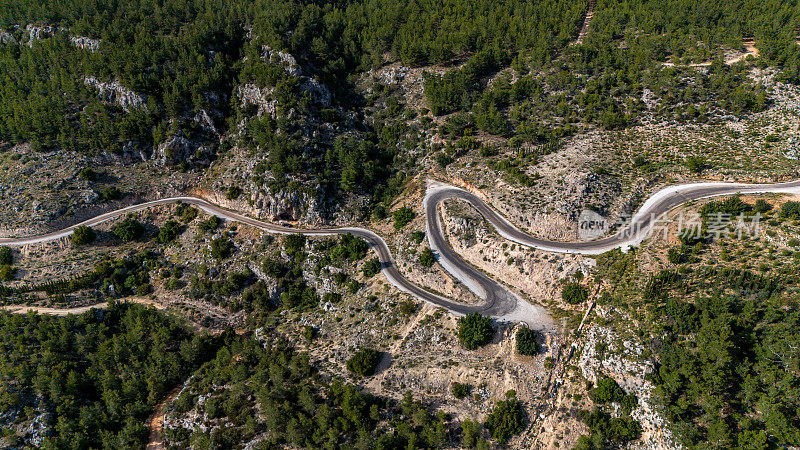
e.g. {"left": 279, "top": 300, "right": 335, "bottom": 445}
{"left": 578, "top": 322, "right": 678, "bottom": 449}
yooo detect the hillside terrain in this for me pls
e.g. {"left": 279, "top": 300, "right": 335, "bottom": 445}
{"left": 0, "top": 0, "right": 800, "bottom": 448}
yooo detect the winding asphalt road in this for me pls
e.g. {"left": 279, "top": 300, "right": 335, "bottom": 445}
{"left": 3, "top": 179, "right": 800, "bottom": 331}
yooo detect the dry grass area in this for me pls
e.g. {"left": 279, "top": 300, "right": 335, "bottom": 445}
{"left": 0, "top": 143, "right": 201, "bottom": 237}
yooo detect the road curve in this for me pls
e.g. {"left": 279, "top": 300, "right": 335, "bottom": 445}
{"left": 425, "top": 179, "right": 800, "bottom": 256}
{"left": 0, "top": 195, "right": 517, "bottom": 326}
{"left": 3, "top": 178, "right": 800, "bottom": 331}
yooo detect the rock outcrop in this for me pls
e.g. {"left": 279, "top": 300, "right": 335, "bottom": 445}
{"left": 262, "top": 45, "right": 301, "bottom": 77}
{"left": 0, "top": 30, "right": 16, "bottom": 45}
{"left": 236, "top": 83, "right": 278, "bottom": 118}
{"left": 25, "top": 24, "right": 54, "bottom": 44}
{"left": 70, "top": 35, "right": 100, "bottom": 51}
{"left": 578, "top": 325, "right": 677, "bottom": 449}
{"left": 154, "top": 136, "right": 213, "bottom": 167}
{"left": 83, "top": 76, "right": 147, "bottom": 111}
{"left": 253, "top": 188, "right": 320, "bottom": 222}
{"left": 300, "top": 77, "right": 331, "bottom": 107}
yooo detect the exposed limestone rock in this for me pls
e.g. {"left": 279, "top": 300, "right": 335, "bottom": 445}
{"left": 0, "top": 30, "right": 16, "bottom": 45}
{"left": 256, "top": 46, "right": 332, "bottom": 107}
{"left": 235, "top": 83, "right": 278, "bottom": 118}
{"left": 578, "top": 325, "right": 677, "bottom": 449}
{"left": 262, "top": 45, "right": 301, "bottom": 76}
{"left": 193, "top": 109, "right": 219, "bottom": 136}
{"left": 374, "top": 65, "right": 410, "bottom": 84}
{"left": 255, "top": 187, "right": 320, "bottom": 222}
{"left": 210, "top": 184, "right": 320, "bottom": 223}
{"left": 300, "top": 77, "right": 331, "bottom": 107}
{"left": 121, "top": 140, "right": 150, "bottom": 162}
{"left": 153, "top": 135, "right": 214, "bottom": 168}
{"left": 155, "top": 136, "right": 193, "bottom": 166}
{"left": 25, "top": 24, "right": 54, "bottom": 44}
{"left": 70, "top": 35, "right": 100, "bottom": 51}
{"left": 83, "top": 76, "right": 147, "bottom": 111}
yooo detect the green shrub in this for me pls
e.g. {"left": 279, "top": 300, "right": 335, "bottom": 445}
{"left": 334, "top": 234, "right": 369, "bottom": 261}
{"left": 284, "top": 234, "right": 306, "bottom": 258}
{"left": 346, "top": 348, "right": 381, "bottom": 376}
{"left": 112, "top": 216, "right": 145, "bottom": 242}
{"left": 399, "top": 300, "right": 417, "bottom": 316}
{"left": 198, "top": 216, "right": 221, "bottom": 233}
{"left": 71, "top": 225, "right": 97, "bottom": 245}
{"left": 165, "top": 277, "right": 182, "bottom": 291}
{"left": 684, "top": 156, "right": 707, "bottom": 173}
{"left": 210, "top": 235, "right": 234, "bottom": 260}
{"left": 226, "top": 186, "right": 242, "bottom": 200}
{"left": 578, "top": 409, "right": 641, "bottom": 447}
{"left": 461, "top": 419, "right": 481, "bottom": 448}
{"left": 780, "top": 201, "right": 800, "bottom": 220}
{"left": 418, "top": 248, "right": 436, "bottom": 268}
{"left": 592, "top": 376, "right": 638, "bottom": 412}
{"left": 100, "top": 186, "right": 122, "bottom": 201}
{"left": 0, "top": 247, "right": 12, "bottom": 265}
{"left": 753, "top": 199, "right": 773, "bottom": 214}
{"left": 175, "top": 203, "right": 198, "bottom": 223}
{"left": 303, "top": 326, "right": 316, "bottom": 342}
{"left": 323, "top": 292, "right": 342, "bottom": 304}
{"left": 451, "top": 382, "right": 469, "bottom": 399}
{"left": 458, "top": 313, "right": 494, "bottom": 350}
{"left": 362, "top": 258, "right": 381, "bottom": 278}
{"left": 157, "top": 220, "right": 183, "bottom": 243}
{"left": 515, "top": 327, "right": 539, "bottom": 356}
{"left": 484, "top": 392, "right": 525, "bottom": 444}
{"left": 333, "top": 272, "right": 348, "bottom": 285}
{"left": 0, "top": 265, "right": 15, "bottom": 281}
{"left": 393, "top": 207, "right": 416, "bottom": 230}
{"left": 562, "top": 282, "right": 588, "bottom": 304}
{"left": 410, "top": 231, "right": 426, "bottom": 245}
{"left": 78, "top": 167, "right": 97, "bottom": 181}
{"left": 700, "top": 194, "right": 751, "bottom": 218}
{"left": 592, "top": 377, "right": 626, "bottom": 404}
{"left": 371, "top": 204, "right": 387, "bottom": 221}
{"left": 320, "top": 109, "right": 340, "bottom": 123}
{"left": 667, "top": 246, "right": 684, "bottom": 264}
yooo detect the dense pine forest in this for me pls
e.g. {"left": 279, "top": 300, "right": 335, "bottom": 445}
{"left": 1, "top": 0, "right": 797, "bottom": 156}
{"left": 597, "top": 196, "right": 800, "bottom": 448}
{"left": 0, "top": 303, "right": 492, "bottom": 448}
{"left": 0, "top": 0, "right": 798, "bottom": 207}
{"left": 0, "top": 302, "right": 218, "bottom": 447}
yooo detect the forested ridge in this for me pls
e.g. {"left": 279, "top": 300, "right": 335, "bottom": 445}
{"left": 0, "top": 302, "right": 219, "bottom": 448}
{"left": 1, "top": 0, "right": 798, "bottom": 207}
{"left": 596, "top": 197, "right": 800, "bottom": 448}
{"left": 0, "top": 302, "right": 494, "bottom": 448}
{"left": 424, "top": 0, "right": 798, "bottom": 143}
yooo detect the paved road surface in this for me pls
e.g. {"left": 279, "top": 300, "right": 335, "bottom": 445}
{"left": 3, "top": 179, "right": 800, "bottom": 331}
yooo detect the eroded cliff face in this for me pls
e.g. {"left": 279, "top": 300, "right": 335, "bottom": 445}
{"left": 204, "top": 183, "right": 322, "bottom": 224}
